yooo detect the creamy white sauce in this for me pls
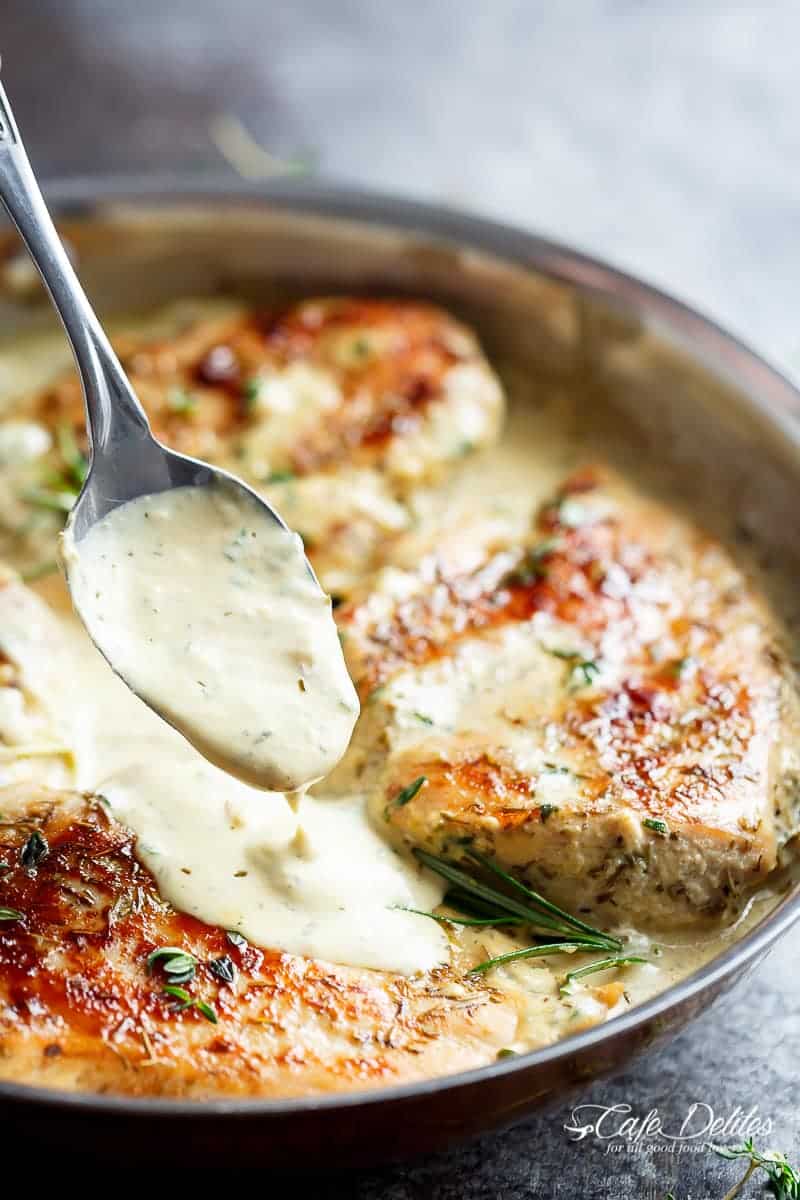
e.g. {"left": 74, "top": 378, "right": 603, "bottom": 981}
{"left": 62, "top": 482, "right": 360, "bottom": 793}
{"left": 2, "top": 581, "right": 447, "bottom": 973}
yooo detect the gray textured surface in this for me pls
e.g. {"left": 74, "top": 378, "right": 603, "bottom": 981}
{"left": 2, "top": 2, "right": 798, "bottom": 1191}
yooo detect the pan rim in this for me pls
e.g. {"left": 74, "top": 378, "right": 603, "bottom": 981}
{"left": 1, "top": 171, "right": 798, "bottom": 1120}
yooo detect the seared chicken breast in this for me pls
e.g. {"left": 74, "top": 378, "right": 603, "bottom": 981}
{"left": 338, "top": 468, "right": 784, "bottom": 926}
{"left": 5, "top": 297, "right": 504, "bottom": 592}
{"left": 0, "top": 785, "right": 518, "bottom": 1097}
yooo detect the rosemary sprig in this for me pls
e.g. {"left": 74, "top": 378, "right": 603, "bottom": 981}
{"left": 412, "top": 847, "right": 622, "bottom": 973}
{"left": 0, "top": 907, "right": 23, "bottom": 921}
{"left": 708, "top": 1139, "right": 799, "bottom": 1199}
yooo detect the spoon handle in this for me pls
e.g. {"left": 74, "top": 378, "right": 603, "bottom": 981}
{"left": 0, "top": 78, "right": 151, "bottom": 458}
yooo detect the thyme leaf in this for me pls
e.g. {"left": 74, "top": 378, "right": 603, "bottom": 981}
{"left": 162, "top": 984, "right": 218, "bottom": 1024}
{"left": 146, "top": 946, "right": 198, "bottom": 984}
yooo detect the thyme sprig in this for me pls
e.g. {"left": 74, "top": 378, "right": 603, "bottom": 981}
{"left": 709, "top": 1139, "right": 800, "bottom": 1199}
{"left": 162, "top": 984, "right": 218, "bottom": 1024}
{"left": 412, "top": 847, "right": 623, "bottom": 973}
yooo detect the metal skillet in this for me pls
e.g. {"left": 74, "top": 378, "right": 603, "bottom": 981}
{"left": 0, "top": 177, "right": 798, "bottom": 1165}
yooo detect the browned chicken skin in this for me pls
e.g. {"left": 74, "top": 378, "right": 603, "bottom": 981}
{"left": 338, "top": 468, "right": 783, "bottom": 925}
{"left": 0, "top": 786, "right": 516, "bottom": 1097}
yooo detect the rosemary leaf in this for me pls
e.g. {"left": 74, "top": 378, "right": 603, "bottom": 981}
{"left": 392, "top": 776, "right": 427, "bottom": 808}
{"left": 471, "top": 941, "right": 594, "bottom": 975}
{"left": 559, "top": 955, "right": 648, "bottom": 995}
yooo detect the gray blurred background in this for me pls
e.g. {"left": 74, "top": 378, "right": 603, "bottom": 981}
{"left": 4, "top": 0, "right": 800, "bottom": 374}
{"left": 2, "top": 1, "right": 798, "bottom": 1193}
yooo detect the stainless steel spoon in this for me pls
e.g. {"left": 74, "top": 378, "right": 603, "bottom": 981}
{"left": 0, "top": 78, "right": 287, "bottom": 538}
{"left": 0, "top": 79, "right": 332, "bottom": 779}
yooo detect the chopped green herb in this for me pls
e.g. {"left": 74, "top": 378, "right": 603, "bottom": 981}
{"left": 225, "top": 930, "right": 247, "bottom": 949}
{"left": 0, "top": 907, "right": 23, "bottom": 921}
{"left": 507, "top": 538, "right": 562, "bottom": 586}
{"left": 496, "top": 1048, "right": 517, "bottom": 1059}
{"left": 55, "top": 423, "right": 88, "bottom": 488}
{"left": 539, "top": 804, "right": 559, "bottom": 822}
{"left": 21, "top": 487, "right": 76, "bottom": 513}
{"left": 146, "top": 946, "right": 198, "bottom": 984}
{"left": 573, "top": 659, "right": 600, "bottom": 687}
{"left": 20, "top": 830, "right": 48, "bottom": 870}
{"left": 643, "top": 818, "right": 668, "bottom": 836}
{"left": 391, "top": 776, "right": 427, "bottom": 808}
{"left": 413, "top": 712, "right": 434, "bottom": 726}
{"left": 166, "top": 387, "right": 197, "bottom": 414}
{"left": 265, "top": 470, "right": 295, "bottom": 484}
{"left": 241, "top": 378, "right": 262, "bottom": 411}
{"left": 670, "top": 656, "right": 694, "bottom": 680}
{"left": 20, "top": 560, "right": 58, "bottom": 582}
{"left": 545, "top": 647, "right": 600, "bottom": 688}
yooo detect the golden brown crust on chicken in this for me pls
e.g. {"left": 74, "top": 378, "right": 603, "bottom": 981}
{"left": 0, "top": 786, "right": 517, "bottom": 1098}
{"left": 29, "top": 296, "right": 502, "bottom": 482}
{"left": 338, "top": 468, "right": 783, "bottom": 924}
{"left": 8, "top": 297, "right": 503, "bottom": 594}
